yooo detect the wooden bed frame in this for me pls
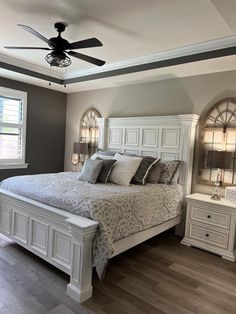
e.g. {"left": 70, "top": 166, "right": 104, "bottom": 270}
{"left": 0, "top": 114, "right": 199, "bottom": 303}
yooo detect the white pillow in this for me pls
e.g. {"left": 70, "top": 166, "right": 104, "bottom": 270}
{"left": 109, "top": 153, "right": 142, "bottom": 186}
{"left": 91, "top": 153, "right": 113, "bottom": 160}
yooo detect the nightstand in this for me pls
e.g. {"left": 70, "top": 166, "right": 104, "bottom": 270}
{"left": 181, "top": 193, "right": 236, "bottom": 262}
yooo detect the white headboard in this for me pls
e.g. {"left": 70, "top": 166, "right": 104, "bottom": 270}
{"left": 97, "top": 114, "right": 199, "bottom": 196}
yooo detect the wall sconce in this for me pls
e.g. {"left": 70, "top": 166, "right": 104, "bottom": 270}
{"left": 207, "top": 150, "right": 232, "bottom": 200}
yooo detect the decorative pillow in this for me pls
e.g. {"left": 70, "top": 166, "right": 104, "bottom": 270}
{"left": 147, "top": 162, "right": 163, "bottom": 183}
{"left": 97, "top": 149, "right": 122, "bottom": 156}
{"left": 96, "top": 158, "right": 117, "bottom": 183}
{"left": 109, "top": 153, "right": 142, "bottom": 186}
{"left": 158, "top": 160, "right": 181, "bottom": 184}
{"left": 91, "top": 153, "right": 113, "bottom": 160}
{"left": 131, "top": 157, "right": 160, "bottom": 185}
{"left": 78, "top": 159, "right": 103, "bottom": 184}
{"left": 170, "top": 165, "right": 181, "bottom": 184}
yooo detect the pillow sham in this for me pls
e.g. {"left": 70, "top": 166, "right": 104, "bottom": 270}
{"left": 91, "top": 153, "right": 113, "bottom": 160}
{"left": 96, "top": 158, "right": 117, "bottom": 183}
{"left": 97, "top": 149, "right": 122, "bottom": 156}
{"left": 131, "top": 156, "right": 160, "bottom": 185}
{"left": 158, "top": 160, "right": 181, "bottom": 184}
{"left": 170, "top": 163, "right": 181, "bottom": 184}
{"left": 78, "top": 159, "right": 103, "bottom": 184}
{"left": 109, "top": 153, "right": 142, "bottom": 186}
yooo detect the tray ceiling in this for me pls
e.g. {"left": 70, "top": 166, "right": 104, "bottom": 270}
{"left": 1, "top": 0, "right": 236, "bottom": 92}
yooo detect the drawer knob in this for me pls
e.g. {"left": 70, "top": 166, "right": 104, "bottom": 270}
{"left": 205, "top": 233, "right": 209, "bottom": 237}
{"left": 207, "top": 215, "right": 211, "bottom": 219}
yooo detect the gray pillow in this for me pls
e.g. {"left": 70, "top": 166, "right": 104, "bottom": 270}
{"left": 97, "top": 150, "right": 122, "bottom": 156}
{"left": 132, "top": 157, "right": 160, "bottom": 185}
{"left": 78, "top": 159, "right": 103, "bottom": 184}
{"left": 147, "top": 162, "right": 163, "bottom": 183}
{"left": 158, "top": 160, "right": 181, "bottom": 184}
{"left": 96, "top": 158, "right": 117, "bottom": 183}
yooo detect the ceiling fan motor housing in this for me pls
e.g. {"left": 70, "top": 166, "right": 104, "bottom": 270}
{"left": 49, "top": 36, "right": 69, "bottom": 51}
{"left": 54, "top": 22, "right": 67, "bottom": 34}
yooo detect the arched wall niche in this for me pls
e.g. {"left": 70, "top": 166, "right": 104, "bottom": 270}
{"left": 79, "top": 107, "right": 101, "bottom": 156}
{"left": 198, "top": 97, "right": 236, "bottom": 186}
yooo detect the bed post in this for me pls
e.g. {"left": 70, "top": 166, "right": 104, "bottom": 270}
{"left": 178, "top": 114, "right": 199, "bottom": 196}
{"left": 176, "top": 114, "right": 199, "bottom": 235}
{"left": 97, "top": 117, "right": 108, "bottom": 150}
{"left": 66, "top": 217, "right": 98, "bottom": 303}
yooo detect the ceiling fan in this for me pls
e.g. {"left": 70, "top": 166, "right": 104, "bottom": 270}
{"left": 4, "top": 22, "right": 106, "bottom": 68}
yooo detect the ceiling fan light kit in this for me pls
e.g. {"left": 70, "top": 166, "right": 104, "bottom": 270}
{"left": 45, "top": 51, "right": 71, "bottom": 67}
{"left": 4, "top": 22, "right": 106, "bottom": 68}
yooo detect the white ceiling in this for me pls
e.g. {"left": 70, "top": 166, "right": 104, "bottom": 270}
{"left": 1, "top": 0, "right": 236, "bottom": 92}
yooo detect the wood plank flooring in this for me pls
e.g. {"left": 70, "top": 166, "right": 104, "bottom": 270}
{"left": 0, "top": 231, "right": 236, "bottom": 314}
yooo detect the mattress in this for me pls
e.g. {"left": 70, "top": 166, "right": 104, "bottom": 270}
{"left": 0, "top": 172, "right": 183, "bottom": 278}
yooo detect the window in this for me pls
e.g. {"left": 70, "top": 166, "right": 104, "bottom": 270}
{"left": 198, "top": 97, "right": 236, "bottom": 186}
{"left": 0, "top": 87, "right": 27, "bottom": 169}
{"left": 80, "top": 107, "right": 101, "bottom": 155}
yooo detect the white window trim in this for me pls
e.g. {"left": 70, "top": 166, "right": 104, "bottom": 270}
{"left": 0, "top": 86, "right": 28, "bottom": 170}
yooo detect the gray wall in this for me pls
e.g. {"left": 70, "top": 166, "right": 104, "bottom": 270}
{"left": 65, "top": 69, "right": 236, "bottom": 195}
{"left": 0, "top": 77, "right": 67, "bottom": 181}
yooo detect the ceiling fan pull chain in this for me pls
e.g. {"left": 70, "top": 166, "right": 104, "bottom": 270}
{"left": 64, "top": 67, "right": 67, "bottom": 88}
{"left": 49, "top": 65, "right": 52, "bottom": 86}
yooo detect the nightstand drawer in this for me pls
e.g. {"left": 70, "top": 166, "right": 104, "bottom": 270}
{"left": 190, "top": 224, "right": 228, "bottom": 249}
{"left": 191, "top": 206, "right": 229, "bottom": 229}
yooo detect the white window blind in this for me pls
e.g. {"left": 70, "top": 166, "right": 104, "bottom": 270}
{"left": 0, "top": 87, "right": 27, "bottom": 168}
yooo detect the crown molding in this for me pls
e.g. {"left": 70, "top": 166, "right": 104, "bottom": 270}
{"left": 2, "top": 34, "right": 236, "bottom": 86}
{"left": 0, "top": 53, "right": 62, "bottom": 79}
{"left": 66, "top": 34, "right": 236, "bottom": 79}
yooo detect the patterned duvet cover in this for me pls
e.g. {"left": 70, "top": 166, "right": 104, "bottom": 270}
{"left": 0, "top": 172, "right": 183, "bottom": 278}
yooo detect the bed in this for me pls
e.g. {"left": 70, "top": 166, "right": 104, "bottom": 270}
{"left": 0, "top": 114, "right": 199, "bottom": 303}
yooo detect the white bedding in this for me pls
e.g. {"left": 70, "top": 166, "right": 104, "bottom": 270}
{"left": 0, "top": 172, "right": 183, "bottom": 278}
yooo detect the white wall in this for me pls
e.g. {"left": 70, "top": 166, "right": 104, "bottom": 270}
{"left": 65, "top": 69, "right": 236, "bottom": 194}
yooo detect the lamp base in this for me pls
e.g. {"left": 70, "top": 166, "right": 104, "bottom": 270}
{"left": 211, "top": 194, "right": 221, "bottom": 201}
{"left": 211, "top": 179, "right": 221, "bottom": 201}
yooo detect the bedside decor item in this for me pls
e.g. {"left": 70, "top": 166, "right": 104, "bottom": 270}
{"left": 182, "top": 193, "right": 236, "bottom": 262}
{"left": 207, "top": 150, "right": 232, "bottom": 200}
{"left": 225, "top": 186, "right": 236, "bottom": 203}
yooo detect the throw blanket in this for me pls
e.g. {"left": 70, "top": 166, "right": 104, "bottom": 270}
{"left": 0, "top": 172, "right": 183, "bottom": 278}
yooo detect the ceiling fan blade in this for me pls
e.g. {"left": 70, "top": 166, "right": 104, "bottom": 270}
{"left": 68, "top": 38, "right": 103, "bottom": 50}
{"left": 4, "top": 46, "right": 51, "bottom": 50}
{"left": 68, "top": 51, "right": 105, "bottom": 66}
{"left": 18, "top": 24, "right": 51, "bottom": 45}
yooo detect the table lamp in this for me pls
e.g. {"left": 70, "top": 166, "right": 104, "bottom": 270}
{"left": 72, "top": 142, "right": 89, "bottom": 171}
{"left": 207, "top": 150, "right": 232, "bottom": 200}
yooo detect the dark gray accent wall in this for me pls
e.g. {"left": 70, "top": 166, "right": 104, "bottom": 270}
{"left": 0, "top": 77, "right": 67, "bottom": 182}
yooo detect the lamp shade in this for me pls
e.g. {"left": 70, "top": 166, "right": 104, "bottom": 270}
{"left": 73, "top": 142, "right": 89, "bottom": 155}
{"left": 207, "top": 151, "right": 232, "bottom": 170}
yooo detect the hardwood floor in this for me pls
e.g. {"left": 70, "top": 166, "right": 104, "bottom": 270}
{"left": 0, "top": 231, "right": 236, "bottom": 314}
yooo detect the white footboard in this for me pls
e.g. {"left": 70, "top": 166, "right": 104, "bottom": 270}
{"left": 0, "top": 189, "right": 98, "bottom": 303}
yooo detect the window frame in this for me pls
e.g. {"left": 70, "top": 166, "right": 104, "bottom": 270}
{"left": 0, "top": 86, "right": 28, "bottom": 169}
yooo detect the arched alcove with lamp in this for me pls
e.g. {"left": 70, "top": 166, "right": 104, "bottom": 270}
{"left": 198, "top": 97, "right": 236, "bottom": 198}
